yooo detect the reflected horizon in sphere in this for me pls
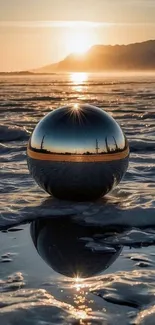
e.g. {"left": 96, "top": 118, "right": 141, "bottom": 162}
{"left": 27, "top": 104, "right": 129, "bottom": 201}
{"left": 30, "top": 217, "right": 122, "bottom": 279}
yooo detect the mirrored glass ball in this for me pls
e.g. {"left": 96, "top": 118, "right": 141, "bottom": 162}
{"left": 27, "top": 104, "right": 129, "bottom": 201}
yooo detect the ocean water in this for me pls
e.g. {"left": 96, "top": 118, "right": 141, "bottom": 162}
{"left": 0, "top": 72, "right": 155, "bottom": 324}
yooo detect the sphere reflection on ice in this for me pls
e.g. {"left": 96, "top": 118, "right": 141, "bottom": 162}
{"left": 30, "top": 217, "right": 122, "bottom": 279}
{"left": 27, "top": 104, "right": 129, "bottom": 201}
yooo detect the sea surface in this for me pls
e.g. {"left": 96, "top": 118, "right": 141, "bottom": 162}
{"left": 1, "top": 72, "right": 155, "bottom": 324}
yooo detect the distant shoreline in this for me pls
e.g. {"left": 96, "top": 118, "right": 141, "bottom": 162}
{"left": 1, "top": 70, "right": 155, "bottom": 76}
{"left": 0, "top": 72, "right": 57, "bottom": 76}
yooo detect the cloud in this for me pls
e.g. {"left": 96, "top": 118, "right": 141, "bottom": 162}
{"left": 0, "top": 21, "right": 113, "bottom": 28}
{"left": 0, "top": 20, "right": 155, "bottom": 29}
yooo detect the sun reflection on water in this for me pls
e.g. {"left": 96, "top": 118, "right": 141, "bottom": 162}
{"left": 70, "top": 72, "right": 88, "bottom": 85}
{"left": 55, "top": 276, "right": 104, "bottom": 323}
{"left": 70, "top": 277, "right": 93, "bottom": 321}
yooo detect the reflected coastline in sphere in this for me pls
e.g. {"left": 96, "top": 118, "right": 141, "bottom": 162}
{"left": 27, "top": 104, "right": 129, "bottom": 201}
{"left": 30, "top": 217, "right": 122, "bottom": 279}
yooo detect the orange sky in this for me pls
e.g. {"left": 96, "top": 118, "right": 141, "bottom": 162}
{"left": 0, "top": 0, "right": 155, "bottom": 71}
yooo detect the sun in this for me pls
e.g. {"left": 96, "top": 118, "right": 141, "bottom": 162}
{"left": 71, "top": 36, "right": 90, "bottom": 54}
{"left": 66, "top": 28, "right": 93, "bottom": 55}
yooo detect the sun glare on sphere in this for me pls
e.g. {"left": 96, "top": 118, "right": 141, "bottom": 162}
{"left": 73, "top": 103, "right": 79, "bottom": 111}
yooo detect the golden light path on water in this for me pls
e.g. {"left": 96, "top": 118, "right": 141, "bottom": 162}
{"left": 69, "top": 277, "right": 92, "bottom": 321}
{"left": 70, "top": 72, "right": 88, "bottom": 94}
{"left": 60, "top": 274, "right": 105, "bottom": 323}
{"left": 70, "top": 72, "right": 88, "bottom": 85}
{"left": 54, "top": 275, "right": 97, "bottom": 322}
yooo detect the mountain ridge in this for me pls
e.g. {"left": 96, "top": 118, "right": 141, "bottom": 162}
{"left": 1, "top": 40, "right": 155, "bottom": 74}
{"left": 36, "top": 40, "right": 155, "bottom": 73}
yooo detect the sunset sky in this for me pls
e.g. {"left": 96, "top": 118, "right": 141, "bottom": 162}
{"left": 1, "top": 0, "right": 155, "bottom": 71}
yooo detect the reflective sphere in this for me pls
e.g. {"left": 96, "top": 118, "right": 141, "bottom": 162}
{"left": 30, "top": 217, "right": 122, "bottom": 278}
{"left": 27, "top": 104, "right": 129, "bottom": 201}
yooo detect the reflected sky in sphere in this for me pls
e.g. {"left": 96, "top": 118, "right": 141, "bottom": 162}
{"left": 30, "top": 104, "right": 126, "bottom": 155}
